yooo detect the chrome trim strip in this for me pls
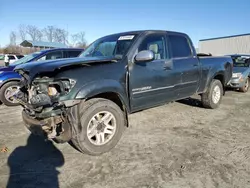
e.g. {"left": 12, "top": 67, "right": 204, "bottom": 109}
{"left": 133, "top": 85, "right": 174, "bottom": 94}
{"left": 179, "top": 80, "right": 197, "bottom": 85}
{"left": 132, "top": 80, "right": 197, "bottom": 95}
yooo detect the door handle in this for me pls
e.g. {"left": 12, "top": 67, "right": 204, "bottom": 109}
{"left": 193, "top": 64, "right": 198, "bottom": 67}
{"left": 164, "top": 60, "right": 173, "bottom": 70}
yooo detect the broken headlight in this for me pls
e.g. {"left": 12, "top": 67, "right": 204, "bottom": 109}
{"left": 61, "top": 79, "right": 76, "bottom": 93}
{"left": 48, "top": 86, "right": 58, "bottom": 96}
{"left": 47, "top": 78, "right": 76, "bottom": 96}
{"left": 32, "top": 77, "right": 76, "bottom": 98}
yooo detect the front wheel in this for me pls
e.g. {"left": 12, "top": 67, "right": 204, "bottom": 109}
{"left": 201, "top": 79, "right": 223, "bottom": 109}
{"left": 239, "top": 78, "right": 249, "bottom": 93}
{"left": 0, "top": 81, "right": 20, "bottom": 106}
{"left": 70, "top": 98, "right": 126, "bottom": 155}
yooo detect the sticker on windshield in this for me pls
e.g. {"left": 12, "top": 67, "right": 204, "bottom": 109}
{"left": 118, "top": 35, "right": 135, "bottom": 40}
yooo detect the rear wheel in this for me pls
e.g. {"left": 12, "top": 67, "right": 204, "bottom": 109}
{"left": 0, "top": 81, "right": 20, "bottom": 106}
{"left": 70, "top": 98, "right": 126, "bottom": 155}
{"left": 239, "top": 78, "right": 249, "bottom": 93}
{"left": 201, "top": 79, "right": 223, "bottom": 109}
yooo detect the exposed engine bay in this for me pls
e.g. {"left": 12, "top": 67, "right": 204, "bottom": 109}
{"left": 15, "top": 72, "right": 78, "bottom": 143}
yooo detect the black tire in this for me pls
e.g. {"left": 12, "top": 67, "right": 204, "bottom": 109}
{"left": 201, "top": 79, "right": 223, "bottom": 109}
{"left": 239, "top": 78, "right": 249, "bottom": 93}
{"left": 0, "top": 81, "right": 20, "bottom": 106}
{"left": 69, "top": 98, "right": 126, "bottom": 155}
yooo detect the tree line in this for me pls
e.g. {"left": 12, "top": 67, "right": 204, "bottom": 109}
{"left": 9, "top": 24, "right": 87, "bottom": 48}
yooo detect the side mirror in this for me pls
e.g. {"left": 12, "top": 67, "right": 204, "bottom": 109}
{"left": 135, "top": 50, "right": 154, "bottom": 62}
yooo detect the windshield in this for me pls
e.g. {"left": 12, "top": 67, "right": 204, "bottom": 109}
{"left": 232, "top": 56, "right": 250, "bottom": 67}
{"left": 79, "top": 34, "right": 137, "bottom": 59}
{"left": 11, "top": 52, "right": 42, "bottom": 66}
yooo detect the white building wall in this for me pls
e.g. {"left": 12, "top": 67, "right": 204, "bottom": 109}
{"left": 199, "top": 35, "right": 250, "bottom": 56}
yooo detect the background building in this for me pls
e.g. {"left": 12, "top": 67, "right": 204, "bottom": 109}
{"left": 199, "top": 33, "right": 250, "bottom": 55}
{"left": 20, "top": 40, "right": 68, "bottom": 49}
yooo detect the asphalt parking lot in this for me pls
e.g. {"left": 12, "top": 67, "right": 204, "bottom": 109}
{"left": 0, "top": 90, "right": 250, "bottom": 188}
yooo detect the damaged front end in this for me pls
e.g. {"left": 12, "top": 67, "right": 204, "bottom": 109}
{"left": 15, "top": 71, "right": 79, "bottom": 143}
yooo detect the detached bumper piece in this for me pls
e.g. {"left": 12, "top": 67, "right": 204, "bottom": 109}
{"left": 22, "top": 110, "right": 72, "bottom": 143}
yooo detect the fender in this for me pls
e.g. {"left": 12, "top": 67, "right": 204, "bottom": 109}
{"left": 75, "top": 79, "right": 130, "bottom": 112}
{"left": 0, "top": 72, "right": 21, "bottom": 88}
{"left": 205, "top": 68, "right": 225, "bottom": 92}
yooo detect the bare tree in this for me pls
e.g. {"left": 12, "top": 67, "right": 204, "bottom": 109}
{"left": 36, "top": 30, "right": 43, "bottom": 41}
{"left": 60, "top": 29, "right": 69, "bottom": 45}
{"left": 26, "top": 25, "right": 42, "bottom": 41}
{"left": 43, "top": 26, "right": 55, "bottom": 42}
{"left": 53, "top": 28, "right": 68, "bottom": 44}
{"left": 19, "top": 24, "right": 27, "bottom": 41}
{"left": 9, "top": 31, "right": 17, "bottom": 46}
{"left": 71, "top": 34, "right": 78, "bottom": 46}
{"left": 71, "top": 32, "right": 87, "bottom": 48}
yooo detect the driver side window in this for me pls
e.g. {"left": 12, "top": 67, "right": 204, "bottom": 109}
{"left": 138, "top": 34, "right": 166, "bottom": 60}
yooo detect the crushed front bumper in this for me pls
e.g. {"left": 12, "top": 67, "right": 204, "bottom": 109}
{"left": 22, "top": 108, "right": 73, "bottom": 143}
{"left": 14, "top": 74, "right": 81, "bottom": 143}
{"left": 22, "top": 110, "right": 59, "bottom": 136}
{"left": 17, "top": 91, "right": 80, "bottom": 142}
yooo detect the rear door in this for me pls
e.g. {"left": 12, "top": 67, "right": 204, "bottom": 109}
{"left": 168, "top": 34, "right": 200, "bottom": 99}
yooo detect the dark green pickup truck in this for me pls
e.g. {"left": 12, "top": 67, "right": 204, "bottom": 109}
{"left": 14, "top": 30, "right": 233, "bottom": 155}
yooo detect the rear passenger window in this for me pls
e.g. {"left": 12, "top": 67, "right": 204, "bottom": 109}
{"left": 169, "top": 35, "right": 192, "bottom": 58}
{"left": 67, "top": 50, "right": 82, "bottom": 58}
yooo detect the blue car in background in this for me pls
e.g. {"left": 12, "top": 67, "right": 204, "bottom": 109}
{"left": 228, "top": 54, "right": 250, "bottom": 92}
{"left": 0, "top": 48, "right": 84, "bottom": 106}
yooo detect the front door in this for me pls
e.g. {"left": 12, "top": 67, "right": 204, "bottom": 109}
{"left": 129, "top": 33, "right": 179, "bottom": 111}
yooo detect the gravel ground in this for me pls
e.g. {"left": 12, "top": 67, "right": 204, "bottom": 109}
{"left": 0, "top": 90, "right": 250, "bottom": 188}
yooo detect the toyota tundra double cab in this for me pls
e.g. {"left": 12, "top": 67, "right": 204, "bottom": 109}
{"left": 14, "top": 30, "right": 233, "bottom": 155}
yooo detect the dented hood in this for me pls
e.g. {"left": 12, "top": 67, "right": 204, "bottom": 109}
{"left": 14, "top": 56, "right": 115, "bottom": 79}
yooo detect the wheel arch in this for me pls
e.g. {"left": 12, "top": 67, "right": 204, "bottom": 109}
{"left": 204, "top": 71, "right": 225, "bottom": 94}
{"left": 213, "top": 73, "right": 225, "bottom": 85}
{"left": 0, "top": 78, "right": 21, "bottom": 89}
{"left": 75, "top": 79, "right": 130, "bottom": 114}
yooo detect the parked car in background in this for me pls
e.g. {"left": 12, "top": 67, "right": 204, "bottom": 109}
{"left": 227, "top": 54, "right": 250, "bottom": 92}
{"left": 14, "top": 30, "right": 233, "bottom": 155}
{"left": 0, "top": 48, "right": 84, "bottom": 106}
{"left": 0, "top": 54, "right": 24, "bottom": 66}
